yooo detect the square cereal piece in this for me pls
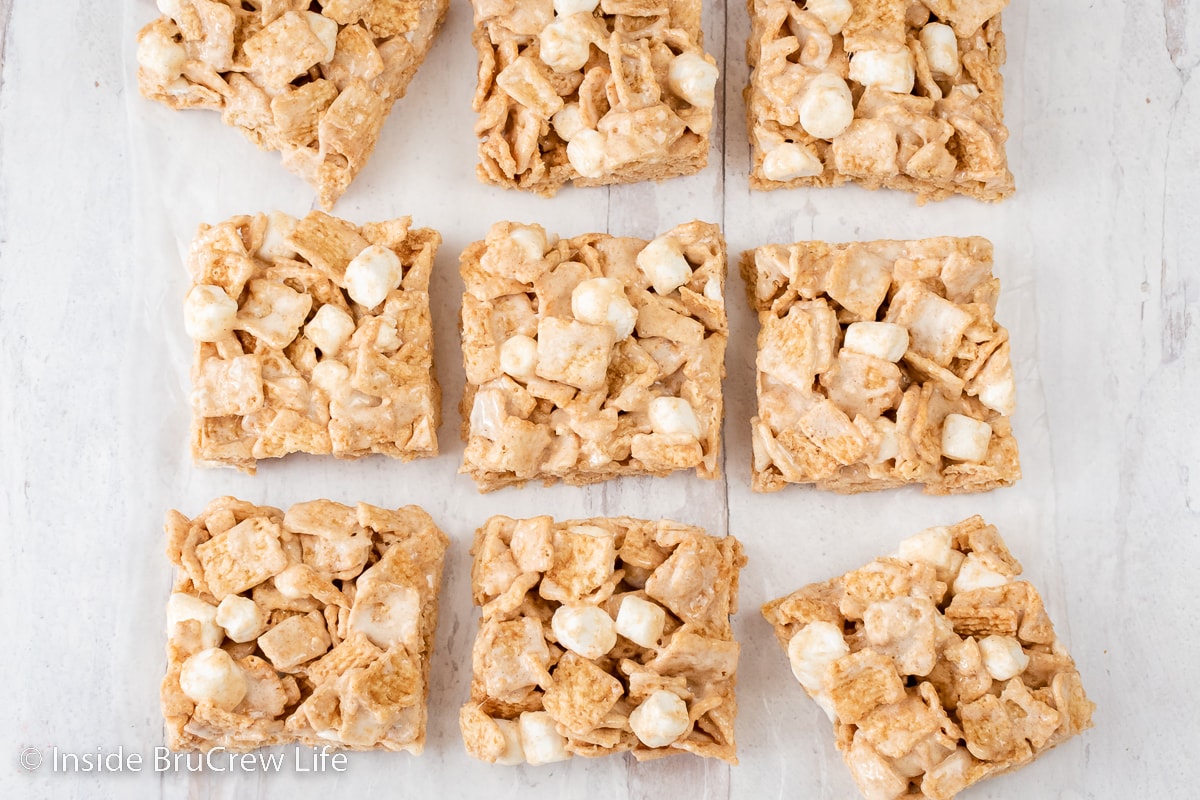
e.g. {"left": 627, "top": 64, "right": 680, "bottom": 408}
{"left": 470, "top": 0, "right": 719, "bottom": 195}
{"left": 742, "top": 236, "right": 1019, "bottom": 494}
{"left": 460, "top": 515, "right": 746, "bottom": 764}
{"left": 459, "top": 221, "right": 727, "bottom": 491}
{"left": 186, "top": 210, "right": 441, "bottom": 473}
{"left": 162, "top": 497, "right": 450, "bottom": 753}
{"left": 762, "top": 516, "right": 1095, "bottom": 800}
{"left": 744, "top": 0, "right": 1014, "bottom": 203}
{"left": 135, "top": 0, "right": 449, "bottom": 208}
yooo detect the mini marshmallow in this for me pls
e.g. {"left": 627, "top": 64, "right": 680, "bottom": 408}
{"left": 920, "top": 23, "right": 959, "bottom": 76}
{"left": 274, "top": 564, "right": 316, "bottom": 600}
{"left": 952, "top": 552, "right": 1012, "bottom": 594}
{"left": 554, "top": 0, "right": 599, "bottom": 15}
{"left": 761, "top": 142, "right": 824, "bottom": 181}
{"left": 500, "top": 334, "right": 539, "bottom": 380}
{"left": 897, "top": 526, "right": 954, "bottom": 573}
{"left": 571, "top": 278, "right": 637, "bottom": 340}
{"left": 179, "top": 648, "right": 247, "bottom": 712}
{"left": 629, "top": 690, "right": 690, "bottom": 748}
{"left": 787, "top": 621, "right": 849, "bottom": 695}
{"left": 941, "top": 413, "right": 992, "bottom": 462}
{"left": 258, "top": 211, "right": 298, "bottom": 261}
{"left": 849, "top": 49, "right": 916, "bottom": 94}
{"left": 167, "top": 593, "right": 224, "bottom": 649}
{"left": 305, "top": 11, "right": 338, "bottom": 63}
{"left": 668, "top": 52, "right": 719, "bottom": 108}
{"left": 636, "top": 236, "right": 693, "bottom": 295}
{"left": 871, "top": 417, "right": 899, "bottom": 463}
{"left": 519, "top": 711, "right": 571, "bottom": 765}
{"left": 615, "top": 595, "right": 666, "bottom": 648}
{"left": 552, "top": 102, "right": 587, "bottom": 142}
{"left": 184, "top": 285, "right": 239, "bottom": 342}
{"left": 551, "top": 603, "right": 617, "bottom": 659}
{"left": 798, "top": 73, "right": 855, "bottom": 140}
{"left": 214, "top": 595, "right": 267, "bottom": 644}
{"left": 805, "top": 0, "right": 853, "bottom": 34}
{"left": 374, "top": 318, "right": 401, "bottom": 353}
{"left": 567, "top": 129, "right": 607, "bottom": 178}
{"left": 509, "top": 225, "right": 547, "bottom": 263}
{"left": 344, "top": 244, "right": 403, "bottom": 309}
{"left": 157, "top": 0, "right": 184, "bottom": 17}
{"left": 979, "top": 635, "right": 1030, "bottom": 681}
{"left": 703, "top": 277, "right": 722, "bottom": 301}
{"left": 137, "top": 28, "right": 188, "bottom": 81}
{"left": 539, "top": 16, "right": 593, "bottom": 74}
{"left": 305, "top": 304, "right": 356, "bottom": 356}
{"left": 844, "top": 321, "right": 909, "bottom": 362}
{"left": 648, "top": 397, "right": 702, "bottom": 440}
{"left": 494, "top": 718, "right": 526, "bottom": 766}
{"left": 310, "top": 359, "right": 350, "bottom": 396}
{"left": 978, "top": 371, "right": 1017, "bottom": 416}
{"left": 470, "top": 390, "right": 507, "bottom": 441}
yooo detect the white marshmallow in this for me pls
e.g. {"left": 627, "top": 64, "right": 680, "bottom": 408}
{"left": 636, "top": 236, "right": 693, "bottom": 295}
{"left": 703, "top": 277, "right": 722, "bottom": 301}
{"left": 957, "top": 83, "right": 981, "bottom": 99}
{"left": 214, "top": 595, "right": 267, "bottom": 644}
{"left": 305, "top": 304, "right": 356, "bottom": 356}
{"left": 552, "top": 102, "right": 587, "bottom": 142}
{"left": 615, "top": 595, "right": 666, "bottom": 649}
{"left": 551, "top": 603, "right": 617, "bottom": 659}
{"left": 137, "top": 29, "right": 188, "bottom": 81}
{"left": 157, "top": 0, "right": 184, "bottom": 17}
{"left": 629, "top": 690, "right": 690, "bottom": 748}
{"left": 344, "top": 245, "right": 403, "bottom": 309}
{"left": 539, "top": 16, "right": 593, "bottom": 74}
{"left": 184, "top": 285, "right": 238, "bottom": 342}
{"left": 179, "top": 648, "right": 247, "bottom": 711}
{"left": 897, "top": 526, "right": 954, "bottom": 573}
{"left": 668, "top": 52, "right": 718, "bottom": 108}
{"left": 571, "top": 278, "right": 637, "bottom": 340}
{"left": 787, "top": 621, "right": 849, "bottom": 697}
{"left": 761, "top": 142, "right": 824, "bottom": 181}
{"left": 494, "top": 718, "right": 525, "bottom": 766}
{"left": 258, "top": 211, "right": 298, "bottom": 261}
{"left": 921, "top": 23, "right": 960, "bottom": 76}
{"left": 567, "top": 129, "right": 608, "bottom": 178}
{"left": 167, "top": 593, "right": 224, "bottom": 649}
{"left": 979, "top": 371, "right": 1017, "bottom": 416}
{"left": 941, "top": 413, "right": 992, "bottom": 462}
{"left": 500, "top": 334, "right": 539, "bottom": 380}
{"left": 310, "top": 359, "right": 350, "bottom": 396}
{"left": 805, "top": 0, "right": 853, "bottom": 34}
{"left": 979, "top": 635, "right": 1030, "bottom": 682}
{"left": 648, "top": 397, "right": 702, "bottom": 440}
{"left": 554, "top": 0, "right": 599, "bottom": 15}
{"left": 374, "top": 318, "right": 401, "bottom": 353}
{"left": 509, "top": 225, "right": 547, "bottom": 262}
{"left": 952, "top": 552, "right": 1012, "bottom": 594}
{"left": 844, "top": 321, "right": 909, "bottom": 362}
{"left": 519, "top": 711, "right": 571, "bottom": 765}
{"left": 850, "top": 49, "right": 916, "bottom": 94}
{"left": 798, "top": 73, "right": 854, "bottom": 140}
{"left": 871, "top": 417, "right": 899, "bottom": 463}
{"left": 470, "top": 389, "right": 507, "bottom": 440}
{"left": 304, "top": 11, "right": 338, "bottom": 63}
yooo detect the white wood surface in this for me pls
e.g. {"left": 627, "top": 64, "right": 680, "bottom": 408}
{"left": 2, "top": 0, "right": 1198, "bottom": 797}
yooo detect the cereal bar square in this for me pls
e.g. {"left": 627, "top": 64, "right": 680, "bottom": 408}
{"left": 162, "top": 498, "right": 450, "bottom": 752}
{"left": 762, "top": 516, "right": 1095, "bottom": 800}
{"left": 742, "top": 236, "right": 1019, "bottom": 494}
{"left": 135, "top": 1, "right": 449, "bottom": 208}
{"left": 460, "top": 221, "right": 727, "bottom": 491}
{"left": 745, "top": 0, "right": 1014, "bottom": 202}
{"left": 460, "top": 515, "right": 745, "bottom": 764}
{"left": 470, "top": 0, "right": 719, "bottom": 195}
{"left": 186, "top": 211, "right": 441, "bottom": 473}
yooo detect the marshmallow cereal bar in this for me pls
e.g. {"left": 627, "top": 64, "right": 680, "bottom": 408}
{"left": 460, "top": 515, "right": 745, "bottom": 764}
{"left": 743, "top": 236, "right": 1019, "bottom": 494}
{"left": 162, "top": 497, "right": 450, "bottom": 752}
{"left": 136, "top": 0, "right": 448, "bottom": 208}
{"left": 745, "top": 0, "right": 1014, "bottom": 202}
{"left": 470, "top": 0, "right": 719, "bottom": 195}
{"left": 460, "top": 221, "right": 727, "bottom": 491}
{"left": 186, "top": 211, "right": 440, "bottom": 473}
{"left": 762, "top": 516, "right": 1094, "bottom": 800}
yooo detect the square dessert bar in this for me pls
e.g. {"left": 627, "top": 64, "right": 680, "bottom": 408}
{"left": 162, "top": 497, "right": 449, "bottom": 752}
{"left": 745, "top": 0, "right": 1014, "bottom": 202}
{"left": 763, "top": 516, "right": 1094, "bottom": 800}
{"left": 136, "top": 0, "right": 448, "bottom": 208}
{"left": 460, "top": 515, "right": 745, "bottom": 764}
{"left": 460, "top": 221, "right": 727, "bottom": 491}
{"left": 186, "top": 211, "right": 440, "bottom": 473}
{"left": 743, "top": 236, "right": 1019, "bottom": 494}
{"left": 470, "top": 0, "right": 719, "bottom": 195}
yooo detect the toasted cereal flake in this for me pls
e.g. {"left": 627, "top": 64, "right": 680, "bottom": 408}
{"left": 762, "top": 516, "right": 1094, "bottom": 800}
